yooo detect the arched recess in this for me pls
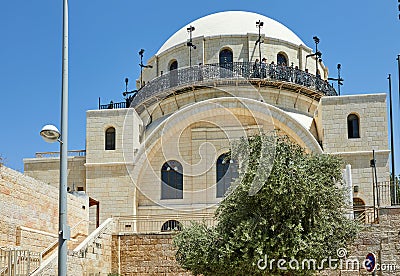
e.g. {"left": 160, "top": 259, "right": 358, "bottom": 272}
{"left": 130, "top": 97, "right": 323, "bottom": 199}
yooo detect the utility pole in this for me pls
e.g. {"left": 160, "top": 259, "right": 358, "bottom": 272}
{"left": 388, "top": 74, "right": 396, "bottom": 204}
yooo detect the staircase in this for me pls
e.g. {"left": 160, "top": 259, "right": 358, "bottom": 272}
{"left": 31, "top": 218, "right": 114, "bottom": 276}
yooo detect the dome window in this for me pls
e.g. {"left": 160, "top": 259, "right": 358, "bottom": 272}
{"left": 169, "top": 60, "right": 178, "bottom": 71}
{"left": 169, "top": 60, "right": 178, "bottom": 87}
{"left": 277, "top": 53, "right": 288, "bottom": 66}
{"left": 219, "top": 49, "right": 233, "bottom": 78}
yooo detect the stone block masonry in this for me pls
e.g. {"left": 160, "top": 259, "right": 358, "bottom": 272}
{"left": 0, "top": 165, "right": 89, "bottom": 252}
{"left": 111, "top": 233, "right": 191, "bottom": 276}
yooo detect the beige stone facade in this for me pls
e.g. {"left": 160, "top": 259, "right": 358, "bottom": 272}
{"left": 24, "top": 155, "right": 86, "bottom": 191}
{"left": 23, "top": 10, "right": 391, "bottom": 232}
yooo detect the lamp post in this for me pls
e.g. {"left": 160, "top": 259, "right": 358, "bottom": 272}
{"left": 256, "top": 20, "right": 264, "bottom": 78}
{"left": 139, "top": 49, "right": 153, "bottom": 88}
{"left": 186, "top": 26, "right": 196, "bottom": 67}
{"left": 388, "top": 74, "right": 396, "bottom": 204}
{"left": 328, "top": 64, "right": 344, "bottom": 95}
{"left": 313, "top": 36, "right": 320, "bottom": 76}
{"left": 39, "top": 1, "right": 70, "bottom": 275}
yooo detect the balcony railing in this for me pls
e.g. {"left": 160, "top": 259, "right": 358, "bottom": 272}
{"left": 35, "top": 150, "right": 86, "bottom": 158}
{"left": 99, "top": 62, "right": 338, "bottom": 111}
{"left": 114, "top": 213, "right": 216, "bottom": 234}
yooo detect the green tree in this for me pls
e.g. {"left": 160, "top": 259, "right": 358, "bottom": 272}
{"left": 174, "top": 134, "right": 359, "bottom": 275}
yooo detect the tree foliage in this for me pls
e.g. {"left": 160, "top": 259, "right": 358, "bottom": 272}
{"left": 174, "top": 134, "right": 359, "bottom": 275}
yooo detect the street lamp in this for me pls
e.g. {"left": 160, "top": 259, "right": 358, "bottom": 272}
{"left": 186, "top": 26, "right": 196, "bottom": 67}
{"left": 388, "top": 74, "right": 396, "bottom": 204}
{"left": 313, "top": 36, "right": 320, "bottom": 76}
{"left": 39, "top": 1, "right": 70, "bottom": 275}
{"left": 139, "top": 49, "right": 153, "bottom": 88}
{"left": 328, "top": 64, "right": 344, "bottom": 95}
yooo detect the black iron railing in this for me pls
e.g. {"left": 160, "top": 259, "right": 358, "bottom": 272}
{"left": 99, "top": 101, "right": 127, "bottom": 110}
{"left": 99, "top": 62, "right": 337, "bottom": 110}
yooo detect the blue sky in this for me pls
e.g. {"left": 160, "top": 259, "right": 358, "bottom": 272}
{"left": 0, "top": 0, "right": 399, "bottom": 174}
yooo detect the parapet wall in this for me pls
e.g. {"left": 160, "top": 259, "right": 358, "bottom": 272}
{"left": 0, "top": 165, "right": 89, "bottom": 252}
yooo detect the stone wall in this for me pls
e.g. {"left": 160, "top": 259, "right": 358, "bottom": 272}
{"left": 111, "top": 233, "right": 191, "bottom": 276}
{"left": 343, "top": 207, "right": 400, "bottom": 275}
{"left": 24, "top": 156, "right": 86, "bottom": 191}
{"left": 85, "top": 108, "right": 141, "bottom": 226}
{"left": 0, "top": 165, "right": 89, "bottom": 252}
{"left": 109, "top": 209, "right": 400, "bottom": 276}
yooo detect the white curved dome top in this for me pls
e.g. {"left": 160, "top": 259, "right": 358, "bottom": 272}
{"left": 156, "top": 11, "right": 305, "bottom": 55}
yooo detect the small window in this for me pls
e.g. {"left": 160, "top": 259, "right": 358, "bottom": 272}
{"left": 277, "top": 53, "right": 288, "bottom": 66}
{"left": 216, "top": 153, "right": 238, "bottom": 198}
{"left": 161, "top": 160, "right": 183, "bottom": 199}
{"left": 105, "top": 127, "right": 116, "bottom": 150}
{"left": 347, "top": 114, "right": 360, "bottom": 138}
{"left": 161, "top": 220, "right": 182, "bottom": 232}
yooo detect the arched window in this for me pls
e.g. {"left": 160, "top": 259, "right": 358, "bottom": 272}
{"left": 169, "top": 60, "right": 178, "bottom": 87}
{"left": 216, "top": 153, "right": 238, "bottom": 198}
{"left": 347, "top": 114, "right": 360, "bottom": 138}
{"left": 219, "top": 49, "right": 233, "bottom": 78}
{"left": 161, "top": 220, "right": 182, "bottom": 232}
{"left": 353, "top": 198, "right": 365, "bottom": 222}
{"left": 161, "top": 160, "right": 183, "bottom": 199}
{"left": 105, "top": 127, "right": 115, "bottom": 150}
{"left": 277, "top": 53, "right": 288, "bottom": 66}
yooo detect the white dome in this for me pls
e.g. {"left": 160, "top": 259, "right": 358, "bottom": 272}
{"left": 156, "top": 11, "right": 305, "bottom": 55}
